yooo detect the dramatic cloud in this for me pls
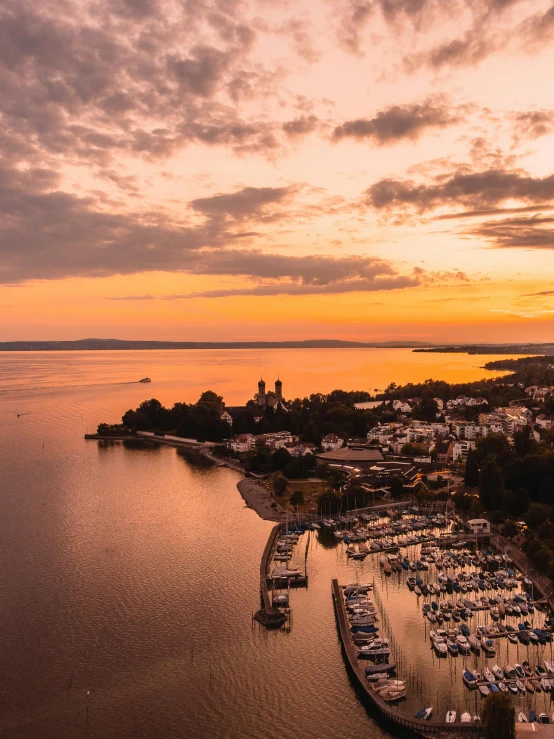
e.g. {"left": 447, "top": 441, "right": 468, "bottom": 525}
{"left": 0, "top": 173, "right": 409, "bottom": 290}
{"left": 332, "top": 98, "right": 463, "bottom": 144}
{"left": 464, "top": 214, "right": 554, "bottom": 249}
{"left": 367, "top": 169, "right": 554, "bottom": 212}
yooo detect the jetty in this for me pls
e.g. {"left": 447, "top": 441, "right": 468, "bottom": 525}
{"left": 254, "top": 522, "right": 309, "bottom": 628}
{"left": 332, "top": 578, "right": 482, "bottom": 738}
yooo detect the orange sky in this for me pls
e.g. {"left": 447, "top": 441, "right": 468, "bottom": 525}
{"left": 1, "top": 0, "right": 554, "bottom": 342}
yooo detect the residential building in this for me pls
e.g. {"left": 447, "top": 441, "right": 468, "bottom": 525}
{"left": 321, "top": 433, "right": 344, "bottom": 451}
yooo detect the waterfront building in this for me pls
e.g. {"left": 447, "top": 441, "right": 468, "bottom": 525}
{"left": 467, "top": 518, "right": 491, "bottom": 535}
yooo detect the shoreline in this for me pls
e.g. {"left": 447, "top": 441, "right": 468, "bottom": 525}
{"left": 237, "top": 478, "right": 285, "bottom": 522}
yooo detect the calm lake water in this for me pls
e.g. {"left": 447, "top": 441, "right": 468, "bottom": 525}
{"left": 0, "top": 349, "right": 532, "bottom": 738}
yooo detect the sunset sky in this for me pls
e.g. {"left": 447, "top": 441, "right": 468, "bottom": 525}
{"left": 2, "top": 0, "right": 554, "bottom": 342}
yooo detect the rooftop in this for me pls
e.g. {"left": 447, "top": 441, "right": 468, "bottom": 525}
{"left": 317, "top": 448, "right": 384, "bottom": 462}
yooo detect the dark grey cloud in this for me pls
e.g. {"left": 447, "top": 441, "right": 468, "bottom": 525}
{"left": 332, "top": 98, "right": 463, "bottom": 144}
{"left": 0, "top": 173, "right": 415, "bottom": 293}
{"left": 190, "top": 186, "right": 294, "bottom": 221}
{"left": 330, "top": 0, "right": 529, "bottom": 58}
{"left": 409, "top": 32, "right": 494, "bottom": 71}
{"left": 523, "top": 290, "right": 554, "bottom": 297}
{"left": 367, "top": 169, "right": 554, "bottom": 212}
{"left": 512, "top": 110, "right": 554, "bottom": 142}
{"left": 435, "top": 204, "right": 554, "bottom": 220}
{"left": 283, "top": 115, "right": 320, "bottom": 137}
{"left": 104, "top": 260, "right": 469, "bottom": 298}
{"left": 175, "top": 275, "right": 419, "bottom": 297}
{"left": 465, "top": 214, "right": 554, "bottom": 249}
{"left": 101, "top": 255, "right": 421, "bottom": 298}
{"left": 0, "top": 0, "right": 311, "bottom": 175}
{"left": 405, "top": 1, "right": 554, "bottom": 72}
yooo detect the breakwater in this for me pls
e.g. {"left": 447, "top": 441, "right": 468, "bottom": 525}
{"left": 331, "top": 579, "right": 482, "bottom": 739}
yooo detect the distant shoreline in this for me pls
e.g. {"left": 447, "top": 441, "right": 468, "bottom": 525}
{"left": 0, "top": 339, "right": 433, "bottom": 351}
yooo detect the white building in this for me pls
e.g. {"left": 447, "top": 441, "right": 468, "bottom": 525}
{"left": 467, "top": 518, "right": 491, "bottom": 535}
{"left": 220, "top": 411, "right": 233, "bottom": 426}
{"left": 452, "top": 440, "right": 476, "bottom": 462}
{"left": 321, "top": 433, "right": 344, "bottom": 451}
{"left": 229, "top": 433, "right": 255, "bottom": 452}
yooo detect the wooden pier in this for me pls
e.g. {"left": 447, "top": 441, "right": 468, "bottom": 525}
{"left": 332, "top": 579, "right": 483, "bottom": 738}
{"left": 254, "top": 523, "right": 309, "bottom": 628}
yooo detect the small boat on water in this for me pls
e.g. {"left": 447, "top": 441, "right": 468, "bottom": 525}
{"left": 518, "top": 712, "right": 528, "bottom": 723}
{"left": 483, "top": 668, "right": 495, "bottom": 683}
{"left": 479, "top": 685, "right": 490, "bottom": 696}
{"left": 460, "top": 712, "right": 472, "bottom": 723}
{"left": 529, "top": 710, "right": 537, "bottom": 723}
{"left": 463, "top": 669, "right": 477, "bottom": 688}
{"left": 492, "top": 664, "right": 504, "bottom": 680}
{"left": 365, "top": 663, "right": 396, "bottom": 676}
{"left": 481, "top": 636, "right": 495, "bottom": 655}
{"left": 272, "top": 593, "right": 289, "bottom": 607}
{"left": 138, "top": 377, "right": 151, "bottom": 383}
{"left": 382, "top": 688, "right": 406, "bottom": 702}
{"left": 446, "top": 710, "right": 456, "bottom": 723}
{"left": 415, "top": 707, "right": 433, "bottom": 720}
{"left": 271, "top": 566, "right": 302, "bottom": 579}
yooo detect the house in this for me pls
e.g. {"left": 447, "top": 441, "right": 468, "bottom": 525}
{"left": 288, "top": 442, "right": 315, "bottom": 457}
{"left": 321, "top": 433, "right": 344, "bottom": 451}
{"left": 536, "top": 415, "right": 553, "bottom": 429}
{"left": 467, "top": 518, "right": 491, "bottom": 535}
{"left": 392, "top": 400, "right": 412, "bottom": 414}
{"left": 229, "top": 433, "right": 255, "bottom": 453}
{"left": 220, "top": 411, "right": 233, "bottom": 426}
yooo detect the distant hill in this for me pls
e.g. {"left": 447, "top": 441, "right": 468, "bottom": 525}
{"left": 0, "top": 338, "right": 434, "bottom": 351}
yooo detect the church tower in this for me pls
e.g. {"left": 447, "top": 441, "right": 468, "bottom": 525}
{"left": 275, "top": 378, "right": 282, "bottom": 401}
{"left": 257, "top": 378, "right": 266, "bottom": 407}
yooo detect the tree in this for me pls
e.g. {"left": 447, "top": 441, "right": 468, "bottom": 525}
{"left": 481, "top": 692, "right": 515, "bottom": 739}
{"left": 479, "top": 460, "right": 505, "bottom": 510}
{"left": 273, "top": 472, "right": 288, "bottom": 496}
{"left": 417, "top": 397, "right": 439, "bottom": 422}
{"left": 464, "top": 448, "right": 480, "bottom": 487}
{"left": 272, "top": 447, "right": 292, "bottom": 471}
{"left": 290, "top": 490, "right": 305, "bottom": 507}
{"left": 401, "top": 443, "right": 427, "bottom": 456}
{"left": 317, "top": 491, "right": 341, "bottom": 514}
{"left": 502, "top": 520, "right": 519, "bottom": 539}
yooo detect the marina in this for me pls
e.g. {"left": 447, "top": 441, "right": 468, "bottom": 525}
{"left": 257, "top": 506, "right": 554, "bottom": 736}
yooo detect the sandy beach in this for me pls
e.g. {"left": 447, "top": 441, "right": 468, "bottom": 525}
{"left": 237, "top": 478, "right": 285, "bottom": 522}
